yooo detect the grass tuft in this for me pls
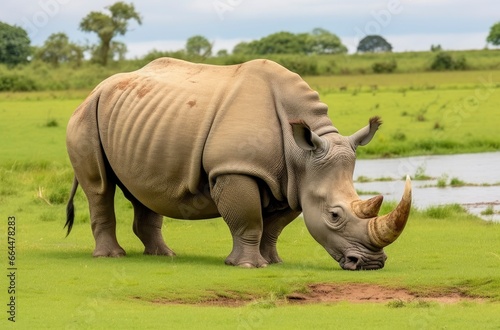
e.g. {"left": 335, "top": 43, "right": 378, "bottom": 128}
{"left": 414, "top": 164, "right": 433, "bottom": 180}
{"left": 450, "top": 177, "right": 466, "bottom": 187}
{"left": 437, "top": 174, "right": 448, "bottom": 188}
{"left": 386, "top": 299, "right": 406, "bottom": 308}
{"left": 422, "top": 204, "right": 468, "bottom": 219}
{"left": 481, "top": 206, "right": 495, "bottom": 216}
{"left": 44, "top": 118, "right": 59, "bottom": 127}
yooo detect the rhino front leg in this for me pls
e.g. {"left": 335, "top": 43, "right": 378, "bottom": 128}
{"left": 131, "top": 199, "right": 175, "bottom": 256}
{"left": 212, "top": 175, "right": 268, "bottom": 268}
{"left": 260, "top": 209, "right": 301, "bottom": 264}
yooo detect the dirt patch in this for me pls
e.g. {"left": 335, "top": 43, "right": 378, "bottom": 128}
{"left": 137, "top": 283, "right": 484, "bottom": 307}
{"left": 286, "top": 283, "right": 481, "bottom": 304}
{"left": 137, "top": 291, "right": 256, "bottom": 308}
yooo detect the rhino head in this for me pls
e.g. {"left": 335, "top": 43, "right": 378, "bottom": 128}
{"left": 290, "top": 117, "right": 411, "bottom": 270}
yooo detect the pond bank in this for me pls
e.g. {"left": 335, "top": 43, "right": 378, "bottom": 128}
{"left": 354, "top": 152, "right": 500, "bottom": 222}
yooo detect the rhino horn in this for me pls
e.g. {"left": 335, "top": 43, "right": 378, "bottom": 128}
{"left": 352, "top": 195, "right": 383, "bottom": 219}
{"left": 368, "top": 176, "right": 412, "bottom": 248}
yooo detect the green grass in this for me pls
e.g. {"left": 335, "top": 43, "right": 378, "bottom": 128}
{"left": 1, "top": 69, "right": 500, "bottom": 328}
{"left": 3, "top": 178, "right": 500, "bottom": 328}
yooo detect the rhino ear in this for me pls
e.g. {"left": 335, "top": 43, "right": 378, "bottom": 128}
{"left": 290, "top": 121, "right": 324, "bottom": 151}
{"left": 349, "top": 116, "right": 382, "bottom": 148}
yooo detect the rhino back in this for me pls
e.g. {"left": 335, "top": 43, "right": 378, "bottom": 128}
{"left": 94, "top": 58, "right": 291, "bottom": 217}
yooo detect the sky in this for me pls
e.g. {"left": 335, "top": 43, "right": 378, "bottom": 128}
{"left": 1, "top": 0, "right": 498, "bottom": 58}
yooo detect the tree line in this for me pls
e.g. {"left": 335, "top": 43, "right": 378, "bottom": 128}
{"left": 1, "top": 2, "right": 140, "bottom": 67}
{"left": 1, "top": 1, "right": 500, "bottom": 68}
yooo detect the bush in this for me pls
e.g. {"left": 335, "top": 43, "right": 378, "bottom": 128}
{"left": 0, "top": 74, "right": 38, "bottom": 91}
{"left": 273, "top": 56, "right": 318, "bottom": 76}
{"left": 430, "top": 52, "right": 467, "bottom": 71}
{"left": 372, "top": 60, "right": 397, "bottom": 73}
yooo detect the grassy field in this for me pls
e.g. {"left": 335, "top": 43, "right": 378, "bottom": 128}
{"left": 1, "top": 69, "right": 500, "bottom": 328}
{"left": 308, "top": 70, "right": 500, "bottom": 157}
{"left": 1, "top": 70, "right": 499, "bottom": 162}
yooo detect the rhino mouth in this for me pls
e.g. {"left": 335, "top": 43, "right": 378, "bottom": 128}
{"left": 339, "top": 252, "right": 387, "bottom": 271}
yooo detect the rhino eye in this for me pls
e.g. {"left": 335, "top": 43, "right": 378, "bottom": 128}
{"left": 326, "top": 208, "right": 346, "bottom": 230}
{"left": 329, "top": 207, "right": 343, "bottom": 222}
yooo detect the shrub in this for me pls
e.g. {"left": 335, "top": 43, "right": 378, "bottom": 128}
{"left": 372, "top": 60, "right": 397, "bottom": 73}
{"left": 430, "top": 52, "right": 467, "bottom": 71}
{"left": 273, "top": 56, "right": 318, "bottom": 76}
{"left": 0, "top": 74, "right": 38, "bottom": 91}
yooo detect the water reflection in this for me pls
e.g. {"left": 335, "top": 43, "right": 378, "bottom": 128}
{"left": 354, "top": 152, "right": 500, "bottom": 222}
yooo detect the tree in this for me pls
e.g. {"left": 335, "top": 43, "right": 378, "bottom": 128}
{"left": 256, "top": 31, "right": 308, "bottom": 54}
{"left": 232, "top": 29, "right": 346, "bottom": 56}
{"left": 486, "top": 21, "right": 500, "bottom": 46}
{"left": 186, "top": 35, "right": 212, "bottom": 58}
{"left": 232, "top": 41, "right": 259, "bottom": 55}
{"left": 79, "top": 2, "right": 141, "bottom": 65}
{"left": 216, "top": 49, "right": 228, "bottom": 57}
{"left": 0, "top": 22, "right": 31, "bottom": 66}
{"left": 110, "top": 41, "right": 127, "bottom": 61}
{"left": 35, "top": 33, "right": 83, "bottom": 67}
{"left": 357, "top": 35, "right": 392, "bottom": 53}
{"left": 430, "top": 44, "right": 442, "bottom": 52}
{"left": 306, "top": 28, "right": 347, "bottom": 54}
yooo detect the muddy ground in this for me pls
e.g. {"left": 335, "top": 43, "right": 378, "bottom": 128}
{"left": 144, "top": 283, "right": 485, "bottom": 307}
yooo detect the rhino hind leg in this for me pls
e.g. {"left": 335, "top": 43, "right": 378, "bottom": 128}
{"left": 131, "top": 199, "right": 175, "bottom": 256}
{"left": 69, "top": 143, "right": 125, "bottom": 257}
{"left": 114, "top": 181, "right": 175, "bottom": 256}
{"left": 211, "top": 175, "right": 268, "bottom": 268}
{"left": 86, "top": 183, "right": 126, "bottom": 257}
{"left": 260, "top": 209, "right": 301, "bottom": 264}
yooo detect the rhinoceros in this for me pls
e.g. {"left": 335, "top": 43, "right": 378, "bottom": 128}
{"left": 65, "top": 57, "right": 411, "bottom": 270}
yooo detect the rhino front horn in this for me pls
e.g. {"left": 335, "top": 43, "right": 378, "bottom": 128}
{"left": 368, "top": 176, "right": 412, "bottom": 248}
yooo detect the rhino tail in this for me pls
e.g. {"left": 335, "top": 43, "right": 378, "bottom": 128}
{"left": 64, "top": 177, "right": 79, "bottom": 237}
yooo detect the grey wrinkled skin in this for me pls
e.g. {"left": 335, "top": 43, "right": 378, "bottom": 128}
{"left": 65, "top": 57, "right": 410, "bottom": 269}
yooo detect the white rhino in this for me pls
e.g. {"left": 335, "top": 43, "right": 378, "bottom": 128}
{"left": 65, "top": 58, "right": 411, "bottom": 270}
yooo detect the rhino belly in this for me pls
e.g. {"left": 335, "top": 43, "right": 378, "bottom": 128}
{"left": 127, "top": 178, "right": 221, "bottom": 220}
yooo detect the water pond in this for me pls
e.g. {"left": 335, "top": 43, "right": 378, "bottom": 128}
{"left": 354, "top": 152, "right": 500, "bottom": 222}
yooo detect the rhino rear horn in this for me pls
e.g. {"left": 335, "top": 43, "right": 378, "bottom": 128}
{"left": 368, "top": 176, "right": 412, "bottom": 248}
{"left": 352, "top": 195, "right": 383, "bottom": 219}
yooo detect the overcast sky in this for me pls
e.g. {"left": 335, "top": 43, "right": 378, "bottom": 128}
{"left": 1, "top": 0, "right": 498, "bottom": 58}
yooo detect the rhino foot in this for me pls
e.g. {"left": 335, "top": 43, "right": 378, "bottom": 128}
{"left": 237, "top": 262, "right": 268, "bottom": 268}
{"left": 93, "top": 246, "right": 126, "bottom": 258}
{"left": 260, "top": 245, "right": 283, "bottom": 264}
{"left": 143, "top": 246, "right": 176, "bottom": 256}
{"left": 224, "top": 252, "right": 269, "bottom": 268}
